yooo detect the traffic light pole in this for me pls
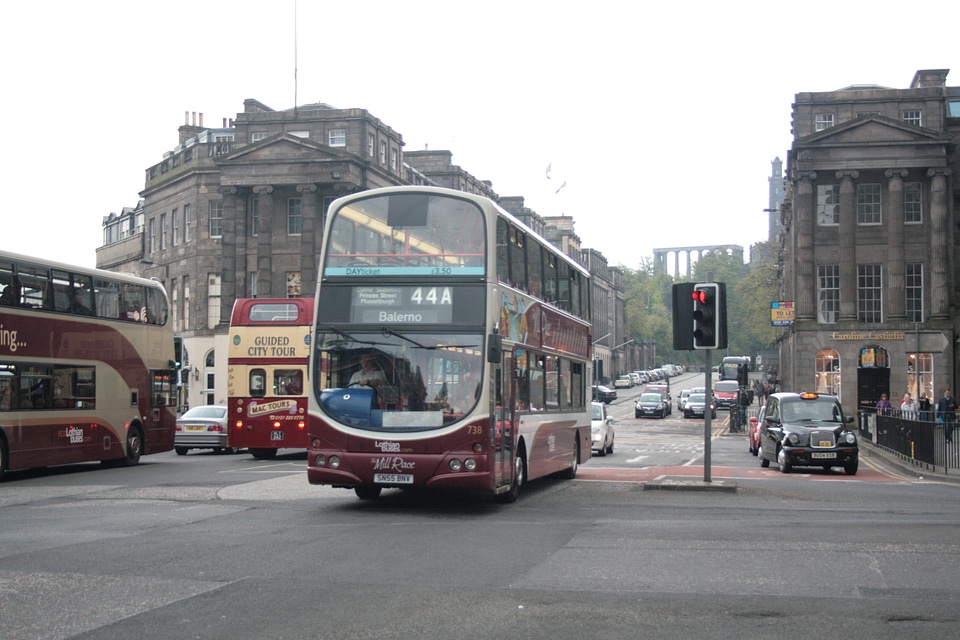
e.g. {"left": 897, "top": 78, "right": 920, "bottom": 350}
{"left": 703, "top": 348, "right": 712, "bottom": 483}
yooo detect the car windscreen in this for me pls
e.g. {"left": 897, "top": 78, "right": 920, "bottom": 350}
{"left": 782, "top": 399, "right": 843, "bottom": 422}
{"left": 640, "top": 393, "right": 662, "bottom": 402}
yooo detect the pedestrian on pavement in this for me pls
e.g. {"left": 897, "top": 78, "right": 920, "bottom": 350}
{"left": 936, "top": 389, "right": 957, "bottom": 442}
{"left": 900, "top": 393, "right": 918, "bottom": 420}
{"left": 919, "top": 394, "right": 932, "bottom": 421}
{"left": 875, "top": 393, "right": 892, "bottom": 416}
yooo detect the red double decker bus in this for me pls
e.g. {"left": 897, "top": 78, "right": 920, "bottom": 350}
{"left": 307, "top": 186, "right": 593, "bottom": 501}
{"left": 227, "top": 297, "right": 313, "bottom": 459}
{"left": 0, "top": 250, "right": 176, "bottom": 480}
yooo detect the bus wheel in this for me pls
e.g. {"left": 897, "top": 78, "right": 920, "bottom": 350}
{"left": 560, "top": 440, "right": 580, "bottom": 480}
{"left": 122, "top": 425, "right": 144, "bottom": 467}
{"left": 250, "top": 448, "right": 278, "bottom": 460}
{"left": 497, "top": 446, "right": 526, "bottom": 504}
{"left": 355, "top": 486, "right": 382, "bottom": 500}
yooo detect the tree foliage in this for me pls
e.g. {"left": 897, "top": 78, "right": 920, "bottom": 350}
{"left": 619, "top": 244, "right": 780, "bottom": 368}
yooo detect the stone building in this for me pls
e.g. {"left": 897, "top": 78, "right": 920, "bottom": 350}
{"left": 779, "top": 69, "right": 960, "bottom": 418}
{"left": 96, "top": 100, "right": 625, "bottom": 409}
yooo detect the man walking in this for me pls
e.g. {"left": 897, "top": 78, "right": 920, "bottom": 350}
{"left": 936, "top": 389, "right": 957, "bottom": 443}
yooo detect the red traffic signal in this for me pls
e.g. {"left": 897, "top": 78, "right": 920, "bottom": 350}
{"left": 692, "top": 283, "right": 724, "bottom": 350}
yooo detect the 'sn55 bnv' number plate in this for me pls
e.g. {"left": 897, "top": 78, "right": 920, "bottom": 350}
{"left": 374, "top": 474, "right": 413, "bottom": 484}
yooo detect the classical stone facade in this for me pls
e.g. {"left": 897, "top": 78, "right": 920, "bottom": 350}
{"left": 780, "top": 69, "right": 960, "bottom": 418}
{"left": 96, "top": 100, "right": 627, "bottom": 409}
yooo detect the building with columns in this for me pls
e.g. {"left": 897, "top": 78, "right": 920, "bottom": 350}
{"left": 652, "top": 244, "right": 744, "bottom": 278}
{"left": 779, "top": 69, "right": 960, "bottom": 418}
{"left": 96, "top": 100, "right": 627, "bottom": 409}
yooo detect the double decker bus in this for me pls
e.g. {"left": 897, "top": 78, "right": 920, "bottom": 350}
{"left": 227, "top": 297, "right": 313, "bottom": 458}
{"left": 0, "top": 250, "right": 176, "bottom": 480}
{"left": 307, "top": 186, "right": 593, "bottom": 501}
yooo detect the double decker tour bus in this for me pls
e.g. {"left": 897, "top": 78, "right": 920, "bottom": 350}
{"left": 307, "top": 186, "right": 593, "bottom": 501}
{"left": 227, "top": 297, "right": 314, "bottom": 458}
{"left": 0, "top": 250, "right": 177, "bottom": 480}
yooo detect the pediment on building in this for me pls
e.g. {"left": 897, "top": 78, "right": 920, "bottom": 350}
{"left": 796, "top": 115, "right": 949, "bottom": 149}
{"left": 217, "top": 132, "right": 348, "bottom": 164}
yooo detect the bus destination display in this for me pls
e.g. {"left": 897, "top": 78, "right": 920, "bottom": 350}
{"left": 352, "top": 286, "right": 453, "bottom": 324}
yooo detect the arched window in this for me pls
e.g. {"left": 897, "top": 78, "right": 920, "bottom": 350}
{"left": 201, "top": 349, "right": 216, "bottom": 406}
{"left": 815, "top": 349, "right": 841, "bottom": 397}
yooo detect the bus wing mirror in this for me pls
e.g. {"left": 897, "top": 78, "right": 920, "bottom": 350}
{"left": 487, "top": 333, "right": 503, "bottom": 364}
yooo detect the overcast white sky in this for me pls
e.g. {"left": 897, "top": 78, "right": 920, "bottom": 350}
{"left": 2, "top": 1, "right": 956, "bottom": 270}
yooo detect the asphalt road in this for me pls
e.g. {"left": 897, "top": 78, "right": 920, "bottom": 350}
{"left": 2, "top": 379, "right": 960, "bottom": 639}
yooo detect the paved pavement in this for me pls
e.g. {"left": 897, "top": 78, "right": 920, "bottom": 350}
{"left": 856, "top": 438, "right": 960, "bottom": 485}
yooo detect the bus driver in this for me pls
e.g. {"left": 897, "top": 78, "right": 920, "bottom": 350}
{"left": 349, "top": 354, "right": 386, "bottom": 390}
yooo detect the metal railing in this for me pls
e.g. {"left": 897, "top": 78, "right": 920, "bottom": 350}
{"left": 862, "top": 409, "right": 959, "bottom": 473}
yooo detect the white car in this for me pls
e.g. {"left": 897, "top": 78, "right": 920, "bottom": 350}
{"left": 613, "top": 375, "right": 633, "bottom": 389}
{"left": 591, "top": 401, "right": 615, "bottom": 456}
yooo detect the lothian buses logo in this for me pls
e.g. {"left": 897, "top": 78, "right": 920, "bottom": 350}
{"left": 247, "top": 399, "right": 299, "bottom": 417}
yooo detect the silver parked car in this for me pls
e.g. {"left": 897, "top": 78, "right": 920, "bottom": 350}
{"left": 175, "top": 405, "right": 235, "bottom": 455}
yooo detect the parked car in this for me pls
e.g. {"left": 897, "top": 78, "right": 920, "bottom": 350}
{"left": 634, "top": 371, "right": 649, "bottom": 384}
{"left": 748, "top": 404, "right": 767, "bottom": 455}
{"left": 677, "top": 389, "right": 692, "bottom": 411}
{"left": 613, "top": 375, "right": 633, "bottom": 389}
{"left": 175, "top": 405, "right": 234, "bottom": 455}
{"left": 627, "top": 372, "right": 642, "bottom": 386}
{"left": 683, "top": 392, "right": 716, "bottom": 419}
{"left": 758, "top": 392, "right": 858, "bottom": 475}
{"left": 591, "top": 401, "right": 615, "bottom": 456}
{"left": 635, "top": 392, "right": 669, "bottom": 419}
{"left": 592, "top": 385, "right": 617, "bottom": 404}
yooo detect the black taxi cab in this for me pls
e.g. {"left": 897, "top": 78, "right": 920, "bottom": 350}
{"left": 758, "top": 392, "right": 858, "bottom": 475}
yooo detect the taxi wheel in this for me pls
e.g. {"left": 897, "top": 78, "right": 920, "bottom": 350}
{"left": 777, "top": 448, "right": 792, "bottom": 474}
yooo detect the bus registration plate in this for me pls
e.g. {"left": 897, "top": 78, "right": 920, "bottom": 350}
{"left": 270, "top": 431, "right": 284, "bottom": 441}
{"left": 374, "top": 473, "right": 413, "bottom": 484}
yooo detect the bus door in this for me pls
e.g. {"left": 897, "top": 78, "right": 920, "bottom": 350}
{"left": 494, "top": 351, "right": 516, "bottom": 488}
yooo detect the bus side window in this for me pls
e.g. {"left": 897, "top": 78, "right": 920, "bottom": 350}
{"left": 275, "top": 369, "right": 302, "bottom": 396}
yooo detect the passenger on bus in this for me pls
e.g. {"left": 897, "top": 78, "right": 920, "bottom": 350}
{"left": 0, "top": 280, "right": 21, "bottom": 306}
{"left": 69, "top": 290, "right": 93, "bottom": 315}
{"left": 0, "top": 381, "right": 13, "bottom": 410}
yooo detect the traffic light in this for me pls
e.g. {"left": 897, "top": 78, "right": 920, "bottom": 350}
{"left": 692, "top": 283, "right": 727, "bottom": 350}
{"left": 172, "top": 336, "right": 184, "bottom": 369}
